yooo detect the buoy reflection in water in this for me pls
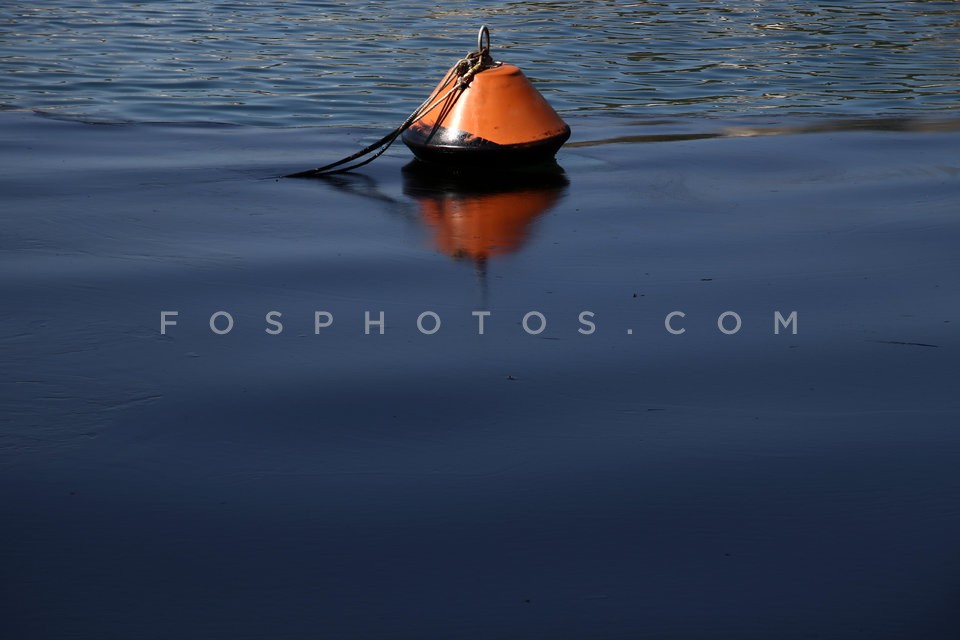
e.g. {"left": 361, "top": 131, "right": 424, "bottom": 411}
{"left": 401, "top": 160, "right": 569, "bottom": 263}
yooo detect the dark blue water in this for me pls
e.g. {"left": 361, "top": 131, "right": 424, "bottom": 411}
{"left": 2, "top": 3, "right": 960, "bottom": 639}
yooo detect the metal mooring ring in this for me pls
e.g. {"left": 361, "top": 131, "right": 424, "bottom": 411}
{"left": 477, "top": 25, "right": 490, "bottom": 56}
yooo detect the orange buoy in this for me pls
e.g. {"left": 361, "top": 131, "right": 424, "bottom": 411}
{"left": 402, "top": 26, "right": 570, "bottom": 168}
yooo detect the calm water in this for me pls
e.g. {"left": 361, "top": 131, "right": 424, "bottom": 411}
{"left": 2, "top": 0, "right": 959, "bottom": 125}
{"left": 3, "top": 3, "right": 960, "bottom": 639}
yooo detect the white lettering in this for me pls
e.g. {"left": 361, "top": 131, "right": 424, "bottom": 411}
{"left": 417, "top": 311, "right": 441, "bottom": 335}
{"left": 265, "top": 311, "right": 283, "bottom": 335}
{"left": 523, "top": 311, "right": 546, "bottom": 335}
{"left": 365, "top": 311, "right": 385, "bottom": 335}
{"left": 578, "top": 311, "right": 596, "bottom": 335}
{"left": 718, "top": 311, "right": 742, "bottom": 335}
{"left": 160, "top": 311, "right": 178, "bottom": 335}
{"left": 775, "top": 311, "right": 798, "bottom": 335}
{"left": 665, "top": 311, "right": 686, "bottom": 335}
{"left": 210, "top": 311, "right": 234, "bottom": 335}
{"left": 472, "top": 310, "right": 491, "bottom": 335}
{"left": 314, "top": 311, "right": 333, "bottom": 333}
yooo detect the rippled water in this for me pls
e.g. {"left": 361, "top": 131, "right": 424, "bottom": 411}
{"left": 2, "top": 0, "right": 959, "bottom": 126}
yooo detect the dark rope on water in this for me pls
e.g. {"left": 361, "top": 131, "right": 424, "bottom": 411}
{"left": 287, "top": 41, "right": 495, "bottom": 178}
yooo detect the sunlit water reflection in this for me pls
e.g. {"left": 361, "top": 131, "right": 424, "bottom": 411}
{"left": 2, "top": 1, "right": 958, "bottom": 126}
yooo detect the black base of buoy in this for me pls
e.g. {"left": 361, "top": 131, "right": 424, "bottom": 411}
{"left": 401, "top": 123, "right": 571, "bottom": 169}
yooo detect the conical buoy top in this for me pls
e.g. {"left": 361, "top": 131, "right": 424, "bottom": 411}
{"left": 402, "top": 27, "right": 570, "bottom": 167}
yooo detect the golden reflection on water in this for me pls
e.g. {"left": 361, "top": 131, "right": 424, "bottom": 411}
{"left": 401, "top": 160, "right": 569, "bottom": 263}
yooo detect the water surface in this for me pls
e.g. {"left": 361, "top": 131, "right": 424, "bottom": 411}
{"left": 3, "top": 0, "right": 959, "bottom": 125}
{"left": 2, "top": 2, "right": 960, "bottom": 639}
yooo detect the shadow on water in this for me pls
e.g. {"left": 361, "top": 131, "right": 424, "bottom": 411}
{"left": 305, "top": 170, "right": 408, "bottom": 208}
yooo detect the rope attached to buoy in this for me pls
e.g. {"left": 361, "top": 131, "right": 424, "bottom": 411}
{"left": 287, "top": 26, "right": 497, "bottom": 178}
